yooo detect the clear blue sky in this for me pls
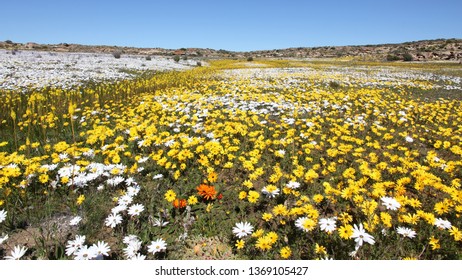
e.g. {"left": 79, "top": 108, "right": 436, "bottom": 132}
{"left": 2, "top": 0, "right": 461, "bottom": 51}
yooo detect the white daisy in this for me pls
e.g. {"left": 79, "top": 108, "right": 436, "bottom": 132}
{"left": 397, "top": 226, "right": 417, "bottom": 239}
{"left": 261, "top": 186, "right": 280, "bottom": 198}
{"left": 152, "top": 217, "right": 169, "bottom": 227}
{"left": 148, "top": 238, "right": 167, "bottom": 254}
{"left": 130, "top": 253, "right": 146, "bottom": 260}
{"left": 351, "top": 224, "right": 375, "bottom": 247}
{"left": 69, "top": 216, "right": 82, "bottom": 226}
{"left": 111, "top": 204, "right": 127, "bottom": 214}
{"left": 232, "top": 221, "right": 254, "bottom": 238}
{"left": 4, "top": 245, "right": 27, "bottom": 260}
{"left": 434, "top": 218, "right": 452, "bottom": 230}
{"left": 74, "top": 245, "right": 98, "bottom": 260}
{"left": 0, "top": 209, "right": 7, "bottom": 223}
{"left": 286, "top": 181, "right": 300, "bottom": 189}
{"left": 319, "top": 217, "right": 337, "bottom": 233}
{"left": 380, "top": 196, "right": 401, "bottom": 211}
{"left": 91, "top": 241, "right": 111, "bottom": 258}
{"left": 123, "top": 235, "right": 140, "bottom": 245}
{"left": 0, "top": 234, "right": 8, "bottom": 245}
{"left": 153, "top": 174, "right": 163, "bottom": 179}
{"left": 295, "top": 216, "right": 316, "bottom": 232}
{"left": 128, "top": 204, "right": 145, "bottom": 217}
{"left": 105, "top": 213, "right": 123, "bottom": 228}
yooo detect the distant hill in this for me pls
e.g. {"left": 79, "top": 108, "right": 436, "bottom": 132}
{"left": 1, "top": 38, "right": 461, "bottom": 62}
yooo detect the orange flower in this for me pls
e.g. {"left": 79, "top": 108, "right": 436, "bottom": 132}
{"left": 197, "top": 184, "right": 217, "bottom": 200}
{"left": 173, "top": 198, "right": 187, "bottom": 209}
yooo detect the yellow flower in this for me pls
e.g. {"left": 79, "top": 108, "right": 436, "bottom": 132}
{"left": 449, "top": 226, "right": 462, "bottom": 241}
{"left": 164, "top": 189, "right": 177, "bottom": 202}
{"left": 38, "top": 174, "right": 49, "bottom": 184}
{"left": 338, "top": 212, "right": 353, "bottom": 225}
{"left": 280, "top": 246, "right": 292, "bottom": 259}
{"left": 272, "top": 204, "right": 288, "bottom": 216}
{"left": 252, "top": 229, "right": 264, "bottom": 238}
{"left": 247, "top": 190, "right": 259, "bottom": 203}
{"left": 313, "top": 194, "right": 324, "bottom": 203}
{"left": 338, "top": 225, "right": 353, "bottom": 239}
{"left": 187, "top": 195, "right": 198, "bottom": 205}
{"left": 262, "top": 213, "right": 273, "bottom": 222}
{"left": 207, "top": 171, "right": 218, "bottom": 183}
{"left": 238, "top": 191, "right": 247, "bottom": 200}
{"left": 265, "top": 232, "right": 278, "bottom": 244}
{"left": 429, "top": 236, "right": 440, "bottom": 250}
{"left": 76, "top": 194, "right": 85, "bottom": 206}
{"left": 380, "top": 212, "right": 392, "bottom": 228}
{"left": 315, "top": 243, "right": 327, "bottom": 255}
{"left": 255, "top": 236, "right": 272, "bottom": 251}
{"left": 235, "top": 239, "right": 245, "bottom": 250}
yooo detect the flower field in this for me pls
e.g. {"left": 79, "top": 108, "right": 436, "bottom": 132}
{"left": 1, "top": 58, "right": 461, "bottom": 260}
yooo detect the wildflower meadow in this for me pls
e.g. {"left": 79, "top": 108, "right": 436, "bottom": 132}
{"left": 1, "top": 56, "right": 461, "bottom": 260}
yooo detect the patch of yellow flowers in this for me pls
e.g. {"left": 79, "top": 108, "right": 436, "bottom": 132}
{"left": 1, "top": 60, "right": 461, "bottom": 259}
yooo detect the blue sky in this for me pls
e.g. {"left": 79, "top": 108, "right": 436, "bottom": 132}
{"left": 2, "top": 0, "right": 461, "bottom": 51}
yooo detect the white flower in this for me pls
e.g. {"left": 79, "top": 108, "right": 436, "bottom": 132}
{"left": 319, "top": 217, "right": 337, "bottom": 233}
{"left": 130, "top": 253, "right": 146, "bottom": 260}
{"left": 59, "top": 153, "right": 69, "bottom": 160}
{"left": 0, "top": 234, "right": 8, "bottom": 245}
{"left": 261, "top": 186, "right": 280, "bottom": 198}
{"left": 137, "top": 157, "right": 149, "bottom": 163}
{"left": 351, "top": 224, "right": 375, "bottom": 247}
{"left": 128, "top": 204, "right": 145, "bottom": 217}
{"left": 65, "top": 235, "right": 86, "bottom": 256}
{"left": 148, "top": 238, "right": 167, "bottom": 254}
{"left": 105, "top": 213, "right": 123, "bottom": 228}
{"left": 91, "top": 241, "right": 111, "bottom": 257}
{"left": 232, "top": 222, "right": 254, "bottom": 238}
{"left": 0, "top": 209, "right": 7, "bottom": 223}
{"left": 153, "top": 174, "right": 163, "bottom": 179}
{"left": 4, "top": 245, "right": 27, "bottom": 260}
{"left": 397, "top": 227, "right": 416, "bottom": 239}
{"left": 405, "top": 136, "right": 414, "bottom": 143}
{"left": 123, "top": 235, "right": 140, "bottom": 245}
{"left": 74, "top": 245, "right": 98, "bottom": 260}
{"left": 286, "top": 181, "right": 300, "bottom": 189}
{"left": 118, "top": 194, "right": 133, "bottom": 206}
{"left": 152, "top": 217, "right": 169, "bottom": 227}
{"left": 69, "top": 216, "right": 82, "bottom": 226}
{"left": 276, "top": 149, "right": 286, "bottom": 156}
{"left": 126, "top": 185, "right": 140, "bottom": 197}
{"left": 434, "top": 218, "right": 452, "bottom": 229}
{"left": 111, "top": 204, "right": 127, "bottom": 214}
{"left": 380, "top": 196, "right": 401, "bottom": 210}
{"left": 295, "top": 216, "right": 315, "bottom": 232}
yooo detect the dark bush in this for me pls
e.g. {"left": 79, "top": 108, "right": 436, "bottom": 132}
{"left": 247, "top": 56, "right": 254, "bottom": 62}
{"left": 403, "top": 53, "right": 413, "bottom": 61}
{"left": 112, "top": 51, "right": 122, "bottom": 59}
{"left": 173, "top": 55, "right": 180, "bottom": 62}
{"left": 386, "top": 54, "right": 400, "bottom": 61}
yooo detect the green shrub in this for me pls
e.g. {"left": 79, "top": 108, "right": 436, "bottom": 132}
{"left": 386, "top": 54, "right": 400, "bottom": 61}
{"left": 403, "top": 53, "right": 413, "bottom": 61}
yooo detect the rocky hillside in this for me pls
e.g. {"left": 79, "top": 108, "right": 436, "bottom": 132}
{"left": 1, "top": 38, "right": 461, "bottom": 62}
